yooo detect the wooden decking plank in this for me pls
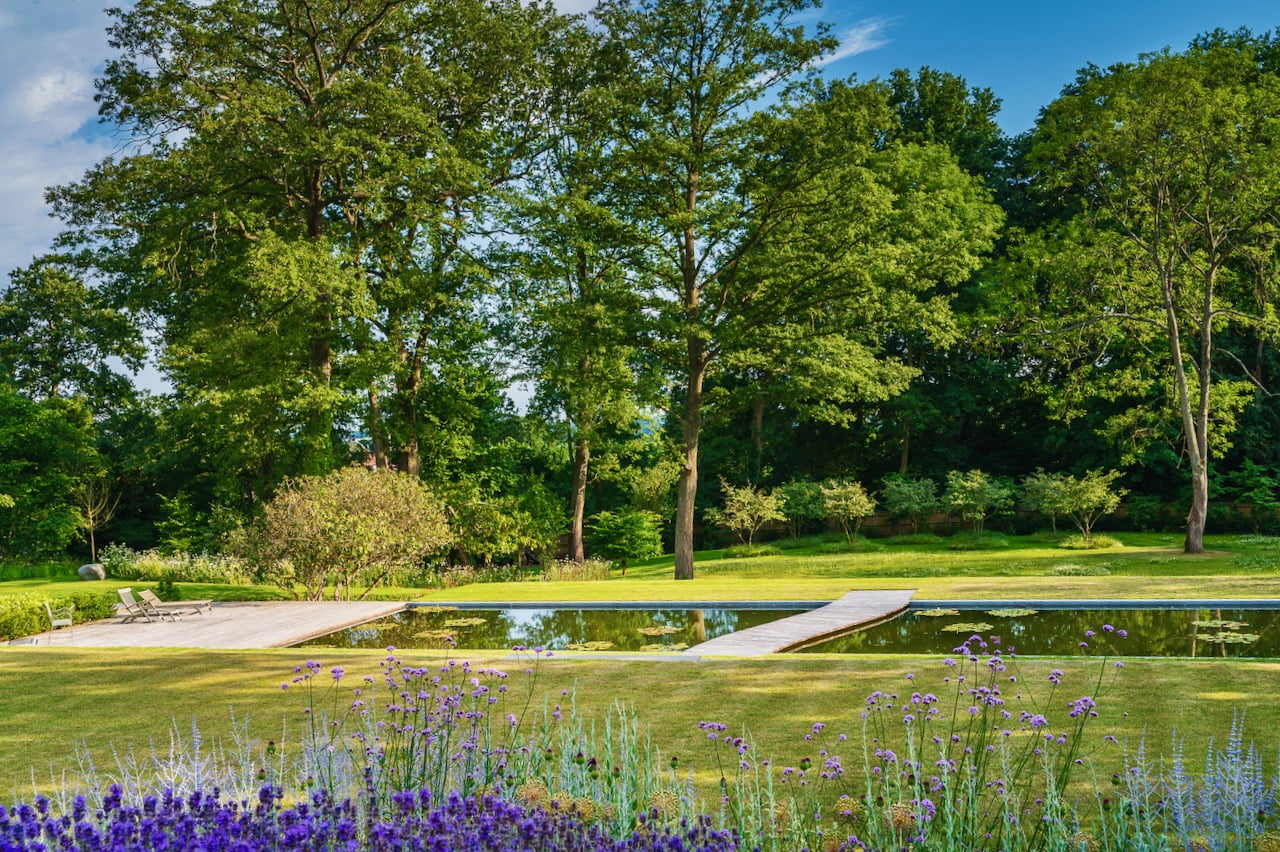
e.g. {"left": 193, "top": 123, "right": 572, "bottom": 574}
{"left": 26, "top": 601, "right": 405, "bottom": 649}
{"left": 683, "top": 590, "right": 915, "bottom": 656}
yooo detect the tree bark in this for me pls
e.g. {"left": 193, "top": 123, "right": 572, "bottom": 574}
{"left": 569, "top": 435, "right": 590, "bottom": 562}
{"left": 673, "top": 353, "right": 705, "bottom": 580}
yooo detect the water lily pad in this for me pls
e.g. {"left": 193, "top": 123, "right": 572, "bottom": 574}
{"left": 442, "top": 617, "right": 487, "bottom": 628}
{"left": 638, "top": 625, "right": 681, "bottom": 636}
{"left": 941, "top": 622, "right": 994, "bottom": 633}
{"left": 1191, "top": 619, "right": 1247, "bottom": 630}
{"left": 986, "top": 609, "right": 1038, "bottom": 618}
{"left": 414, "top": 606, "right": 459, "bottom": 614}
{"left": 916, "top": 608, "right": 960, "bottom": 617}
{"left": 564, "top": 641, "right": 616, "bottom": 651}
{"left": 1196, "top": 632, "right": 1260, "bottom": 645}
{"left": 639, "top": 642, "right": 690, "bottom": 652}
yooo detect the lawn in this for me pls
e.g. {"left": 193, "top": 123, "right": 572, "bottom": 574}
{"left": 2, "top": 645, "right": 1277, "bottom": 805}
{"left": 2, "top": 530, "right": 1278, "bottom": 813}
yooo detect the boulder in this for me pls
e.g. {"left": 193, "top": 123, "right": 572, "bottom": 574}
{"left": 78, "top": 563, "right": 106, "bottom": 581}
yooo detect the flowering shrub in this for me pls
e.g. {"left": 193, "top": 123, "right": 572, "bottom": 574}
{"left": 0, "top": 785, "right": 738, "bottom": 851}
{"left": 541, "top": 558, "right": 613, "bottom": 582}
{"left": 286, "top": 648, "right": 687, "bottom": 836}
{"left": 99, "top": 543, "right": 253, "bottom": 585}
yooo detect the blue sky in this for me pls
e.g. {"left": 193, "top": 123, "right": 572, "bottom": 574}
{"left": 1, "top": 0, "right": 1277, "bottom": 285}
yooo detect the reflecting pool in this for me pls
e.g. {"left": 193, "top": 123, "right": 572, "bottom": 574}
{"left": 298, "top": 606, "right": 803, "bottom": 653}
{"left": 795, "top": 607, "right": 1280, "bottom": 657}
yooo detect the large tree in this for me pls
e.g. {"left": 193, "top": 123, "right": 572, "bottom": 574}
{"left": 595, "top": 0, "right": 1001, "bottom": 578}
{"left": 1022, "top": 34, "right": 1280, "bottom": 553}
{"left": 0, "top": 257, "right": 143, "bottom": 404}
{"left": 51, "top": 0, "right": 568, "bottom": 488}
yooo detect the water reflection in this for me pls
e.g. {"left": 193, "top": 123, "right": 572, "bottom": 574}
{"left": 298, "top": 607, "right": 798, "bottom": 653}
{"left": 797, "top": 608, "right": 1280, "bottom": 657}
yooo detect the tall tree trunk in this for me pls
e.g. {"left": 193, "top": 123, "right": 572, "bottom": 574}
{"left": 897, "top": 413, "right": 911, "bottom": 476}
{"left": 367, "top": 386, "right": 390, "bottom": 469}
{"left": 674, "top": 352, "right": 705, "bottom": 580}
{"left": 1164, "top": 273, "right": 1211, "bottom": 554}
{"left": 751, "top": 395, "right": 765, "bottom": 482}
{"left": 569, "top": 434, "right": 590, "bottom": 562}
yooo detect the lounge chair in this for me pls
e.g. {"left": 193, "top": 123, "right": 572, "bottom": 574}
{"left": 116, "top": 587, "right": 174, "bottom": 623}
{"left": 139, "top": 589, "right": 212, "bottom": 616}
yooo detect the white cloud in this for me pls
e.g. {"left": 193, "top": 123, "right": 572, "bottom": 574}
{"left": 816, "top": 17, "right": 892, "bottom": 69}
{"left": 0, "top": 1, "right": 116, "bottom": 281}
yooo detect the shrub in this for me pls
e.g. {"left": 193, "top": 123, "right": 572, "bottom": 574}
{"left": 99, "top": 544, "right": 253, "bottom": 585}
{"left": 0, "top": 591, "right": 115, "bottom": 641}
{"left": 248, "top": 466, "right": 451, "bottom": 601}
{"left": 586, "top": 510, "right": 664, "bottom": 571}
{"left": 541, "top": 558, "right": 613, "bottom": 581}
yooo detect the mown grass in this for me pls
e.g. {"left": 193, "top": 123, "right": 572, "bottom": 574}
{"left": 2, "top": 645, "right": 1278, "bottom": 805}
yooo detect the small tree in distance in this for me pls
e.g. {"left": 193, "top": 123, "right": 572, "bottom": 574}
{"left": 943, "top": 470, "right": 1016, "bottom": 536}
{"left": 1060, "top": 470, "right": 1127, "bottom": 544}
{"left": 706, "top": 481, "right": 785, "bottom": 546}
{"left": 777, "top": 480, "right": 825, "bottom": 538}
{"left": 821, "top": 480, "right": 876, "bottom": 543}
{"left": 1021, "top": 469, "right": 1071, "bottom": 533}
{"left": 881, "top": 475, "right": 939, "bottom": 534}
{"left": 74, "top": 476, "right": 119, "bottom": 563}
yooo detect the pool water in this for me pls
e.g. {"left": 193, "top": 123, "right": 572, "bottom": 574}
{"left": 298, "top": 606, "right": 803, "bottom": 653}
{"left": 795, "top": 607, "right": 1280, "bottom": 657}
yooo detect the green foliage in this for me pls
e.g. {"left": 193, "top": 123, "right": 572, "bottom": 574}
{"left": 0, "top": 591, "right": 115, "bottom": 641}
{"left": 776, "top": 481, "right": 826, "bottom": 538}
{"left": 1021, "top": 469, "right": 1071, "bottom": 532}
{"left": 881, "top": 475, "right": 940, "bottom": 534}
{"left": 1059, "top": 470, "right": 1126, "bottom": 543}
{"left": 1022, "top": 469, "right": 1126, "bottom": 543}
{"left": 820, "top": 480, "right": 876, "bottom": 543}
{"left": 585, "top": 510, "right": 663, "bottom": 568}
{"left": 446, "top": 479, "right": 566, "bottom": 569}
{"left": 1021, "top": 35, "right": 1280, "bottom": 551}
{"left": 248, "top": 467, "right": 452, "bottom": 601}
{"left": 943, "top": 470, "right": 1016, "bottom": 535}
{"left": 706, "top": 482, "right": 785, "bottom": 546}
{"left": 0, "top": 388, "right": 100, "bottom": 554}
{"left": 0, "top": 257, "right": 143, "bottom": 402}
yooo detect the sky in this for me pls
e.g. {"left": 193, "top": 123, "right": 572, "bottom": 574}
{"left": 2, "top": 0, "right": 1278, "bottom": 288}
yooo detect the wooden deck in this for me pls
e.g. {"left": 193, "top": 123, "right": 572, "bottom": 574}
{"left": 683, "top": 590, "right": 915, "bottom": 656}
{"left": 20, "top": 601, "right": 405, "bottom": 649}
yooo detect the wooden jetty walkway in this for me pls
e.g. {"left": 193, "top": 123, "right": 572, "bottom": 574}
{"left": 684, "top": 590, "right": 915, "bottom": 656}
{"left": 21, "top": 601, "right": 405, "bottom": 649}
